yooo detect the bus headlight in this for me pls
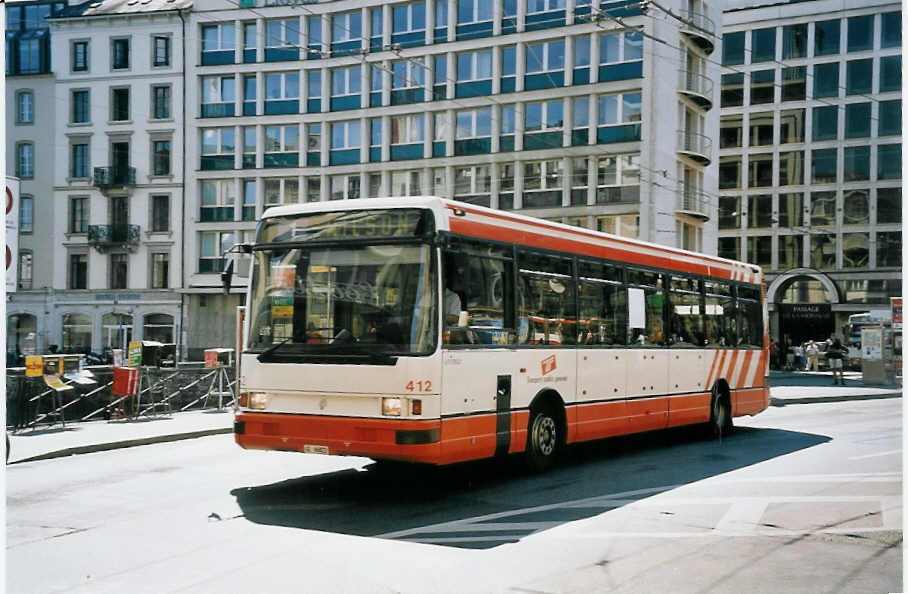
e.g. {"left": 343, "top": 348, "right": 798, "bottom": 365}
{"left": 381, "top": 397, "right": 402, "bottom": 416}
{"left": 249, "top": 392, "right": 269, "bottom": 410}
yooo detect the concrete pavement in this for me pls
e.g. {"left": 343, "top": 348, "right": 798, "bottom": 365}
{"left": 6, "top": 371, "right": 901, "bottom": 465}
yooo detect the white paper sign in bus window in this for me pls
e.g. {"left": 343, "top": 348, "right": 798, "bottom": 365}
{"left": 628, "top": 287, "right": 645, "bottom": 330}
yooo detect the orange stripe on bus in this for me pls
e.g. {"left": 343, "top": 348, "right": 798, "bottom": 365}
{"left": 449, "top": 218, "right": 732, "bottom": 280}
{"left": 708, "top": 350, "right": 728, "bottom": 389}
{"left": 737, "top": 351, "right": 755, "bottom": 388}
{"left": 705, "top": 350, "right": 721, "bottom": 390}
{"left": 723, "top": 350, "right": 740, "bottom": 385}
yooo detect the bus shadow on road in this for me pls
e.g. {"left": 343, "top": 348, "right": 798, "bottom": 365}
{"left": 231, "top": 425, "right": 830, "bottom": 549}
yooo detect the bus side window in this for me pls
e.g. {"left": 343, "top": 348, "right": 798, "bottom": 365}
{"left": 578, "top": 260, "right": 626, "bottom": 345}
{"left": 627, "top": 268, "right": 664, "bottom": 346}
{"left": 517, "top": 251, "right": 575, "bottom": 346}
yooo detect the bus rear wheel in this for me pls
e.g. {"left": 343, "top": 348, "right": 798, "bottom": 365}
{"left": 708, "top": 390, "right": 733, "bottom": 439}
{"left": 525, "top": 408, "right": 559, "bottom": 472}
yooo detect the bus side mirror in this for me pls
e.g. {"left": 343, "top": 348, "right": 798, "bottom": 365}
{"left": 221, "top": 259, "right": 234, "bottom": 294}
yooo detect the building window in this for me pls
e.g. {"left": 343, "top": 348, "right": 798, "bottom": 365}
{"left": 880, "top": 56, "right": 901, "bottom": 92}
{"left": 719, "top": 115, "right": 742, "bottom": 148}
{"left": 16, "top": 143, "right": 34, "bottom": 178}
{"left": 814, "top": 19, "right": 840, "bottom": 55}
{"left": 599, "top": 31, "right": 642, "bottom": 64}
{"left": 111, "top": 37, "right": 130, "bottom": 69}
{"left": 201, "top": 180, "right": 236, "bottom": 220}
{"left": 329, "top": 174, "right": 361, "bottom": 200}
{"left": 810, "top": 191, "right": 836, "bottom": 226}
{"left": 877, "top": 232, "right": 901, "bottom": 267}
{"left": 457, "top": 0, "right": 492, "bottom": 24}
{"left": 722, "top": 31, "right": 745, "bottom": 66}
{"left": 843, "top": 189, "right": 870, "bottom": 225}
{"left": 202, "top": 23, "right": 236, "bottom": 52}
{"left": 152, "top": 85, "right": 171, "bottom": 119}
{"left": 845, "top": 58, "right": 872, "bottom": 94}
{"left": 392, "top": 3, "right": 425, "bottom": 34}
{"left": 748, "top": 194, "right": 772, "bottom": 228}
{"left": 596, "top": 154, "right": 639, "bottom": 204}
{"left": 330, "top": 120, "right": 361, "bottom": 150}
{"left": 718, "top": 237, "right": 740, "bottom": 260}
{"left": 812, "top": 62, "right": 839, "bottom": 98}
{"left": 390, "top": 113, "right": 425, "bottom": 144}
{"left": 16, "top": 91, "right": 34, "bottom": 124}
{"left": 19, "top": 196, "right": 33, "bottom": 234}
{"left": 331, "top": 65, "right": 361, "bottom": 97}
{"left": 843, "top": 146, "right": 870, "bottom": 181}
{"left": 778, "top": 192, "right": 804, "bottom": 228}
{"left": 392, "top": 58, "right": 425, "bottom": 90}
{"left": 777, "top": 235, "right": 803, "bottom": 270}
{"left": 151, "top": 253, "right": 169, "bottom": 288}
{"left": 877, "top": 188, "right": 901, "bottom": 224}
{"left": 812, "top": 106, "right": 838, "bottom": 140}
{"left": 387, "top": 171, "right": 419, "bottom": 197}
{"left": 199, "top": 231, "right": 234, "bottom": 273}
{"left": 842, "top": 233, "right": 869, "bottom": 269}
{"left": 781, "top": 66, "right": 806, "bottom": 101}
{"left": 748, "top": 154, "right": 773, "bottom": 187}
{"left": 202, "top": 75, "right": 237, "bottom": 116}
{"left": 17, "top": 37, "right": 41, "bottom": 74}
{"left": 72, "top": 90, "right": 90, "bottom": 123}
{"left": 877, "top": 144, "right": 901, "bottom": 180}
{"left": 719, "top": 156, "right": 741, "bottom": 189}
{"left": 265, "top": 72, "right": 298, "bottom": 103}
{"left": 779, "top": 109, "right": 804, "bottom": 143}
{"left": 781, "top": 23, "right": 806, "bottom": 59}
{"left": 750, "top": 70, "right": 775, "bottom": 104}
{"left": 751, "top": 27, "right": 776, "bottom": 62}
{"left": 846, "top": 15, "right": 873, "bottom": 52}
{"left": 811, "top": 149, "right": 837, "bottom": 184}
{"left": 597, "top": 92, "right": 641, "bottom": 125}
{"left": 527, "top": 39, "right": 565, "bottom": 73}
{"left": 330, "top": 11, "right": 361, "bottom": 44}
{"left": 69, "top": 198, "right": 88, "bottom": 233}
{"left": 881, "top": 12, "right": 901, "bottom": 48}
{"left": 202, "top": 128, "right": 235, "bottom": 158}
{"left": 263, "top": 178, "right": 299, "bottom": 206}
{"left": 72, "top": 40, "right": 89, "bottom": 71}
{"left": 18, "top": 251, "right": 33, "bottom": 290}
{"left": 454, "top": 50, "right": 490, "bottom": 85}
{"left": 718, "top": 195, "right": 741, "bottom": 229}
{"left": 110, "top": 253, "right": 128, "bottom": 289}
{"left": 143, "top": 314, "right": 174, "bottom": 343}
{"left": 151, "top": 195, "right": 170, "bottom": 232}
{"left": 453, "top": 165, "right": 490, "bottom": 201}
{"left": 62, "top": 313, "right": 92, "bottom": 351}
{"left": 749, "top": 112, "right": 773, "bottom": 146}
{"left": 525, "top": 100, "right": 563, "bottom": 131}
{"left": 265, "top": 19, "right": 298, "bottom": 49}
{"left": 721, "top": 73, "right": 745, "bottom": 107}
{"left": 71, "top": 143, "right": 89, "bottom": 178}
{"left": 597, "top": 214, "right": 638, "bottom": 238}
{"left": 746, "top": 236, "right": 772, "bottom": 270}
{"left": 779, "top": 151, "right": 804, "bottom": 185}
{"left": 111, "top": 87, "right": 130, "bottom": 121}
{"left": 844, "top": 102, "right": 871, "bottom": 138}
{"left": 69, "top": 254, "right": 88, "bottom": 289}
{"left": 152, "top": 35, "right": 170, "bottom": 67}
{"left": 152, "top": 140, "right": 171, "bottom": 175}
{"left": 264, "top": 124, "right": 299, "bottom": 157}
{"left": 453, "top": 108, "right": 491, "bottom": 141}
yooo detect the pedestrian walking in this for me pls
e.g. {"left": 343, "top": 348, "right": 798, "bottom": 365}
{"left": 805, "top": 340, "right": 819, "bottom": 372}
{"left": 826, "top": 337, "right": 848, "bottom": 384}
{"left": 793, "top": 344, "right": 806, "bottom": 371}
{"left": 769, "top": 340, "right": 779, "bottom": 369}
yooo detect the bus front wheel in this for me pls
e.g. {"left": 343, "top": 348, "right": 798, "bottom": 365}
{"left": 525, "top": 408, "right": 559, "bottom": 472}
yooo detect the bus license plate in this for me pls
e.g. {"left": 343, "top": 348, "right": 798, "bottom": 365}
{"left": 304, "top": 444, "right": 329, "bottom": 454}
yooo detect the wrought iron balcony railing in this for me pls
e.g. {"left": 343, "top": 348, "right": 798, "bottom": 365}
{"left": 678, "top": 7, "right": 716, "bottom": 53}
{"left": 676, "top": 189, "right": 711, "bottom": 221}
{"left": 93, "top": 166, "right": 136, "bottom": 188}
{"left": 677, "top": 131, "right": 713, "bottom": 165}
{"left": 678, "top": 70, "right": 714, "bottom": 109}
{"left": 87, "top": 224, "right": 141, "bottom": 252}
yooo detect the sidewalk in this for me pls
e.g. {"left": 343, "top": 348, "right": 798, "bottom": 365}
{"left": 7, "top": 372, "right": 901, "bottom": 465}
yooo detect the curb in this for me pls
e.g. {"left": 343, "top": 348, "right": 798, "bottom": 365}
{"left": 771, "top": 391, "right": 902, "bottom": 407}
{"left": 8, "top": 427, "right": 233, "bottom": 465}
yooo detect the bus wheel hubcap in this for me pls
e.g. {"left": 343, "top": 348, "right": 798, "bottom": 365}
{"left": 534, "top": 416, "right": 556, "bottom": 456}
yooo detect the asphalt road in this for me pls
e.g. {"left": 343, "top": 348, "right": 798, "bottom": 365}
{"left": 7, "top": 398, "right": 902, "bottom": 593}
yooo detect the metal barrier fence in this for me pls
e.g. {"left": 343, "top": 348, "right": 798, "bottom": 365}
{"left": 5, "top": 364, "right": 236, "bottom": 430}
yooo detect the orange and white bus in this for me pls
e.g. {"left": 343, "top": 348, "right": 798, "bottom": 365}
{"left": 233, "top": 197, "right": 769, "bottom": 470}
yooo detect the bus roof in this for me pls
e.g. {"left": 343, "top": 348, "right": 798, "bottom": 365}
{"left": 261, "top": 197, "right": 763, "bottom": 286}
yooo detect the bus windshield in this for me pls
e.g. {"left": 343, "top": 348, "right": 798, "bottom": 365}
{"left": 247, "top": 243, "right": 437, "bottom": 360}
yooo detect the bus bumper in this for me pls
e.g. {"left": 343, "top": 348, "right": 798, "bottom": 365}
{"left": 234, "top": 412, "right": 443, "bottom": 464}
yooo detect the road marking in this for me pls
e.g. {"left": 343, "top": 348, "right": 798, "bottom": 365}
{"left": 849, "top": 449, "right": 902, "bottom": 460}
{"left": 712, "top": 501, "right": 770, "bottom": 534}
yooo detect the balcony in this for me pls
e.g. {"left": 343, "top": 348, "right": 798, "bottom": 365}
{"left": 87, "top": 224, "right": 141, "bottom": 252}
{"left": 675, "top": 189, "right": 711, "bottom": 222}
{"left": 676, "top": 131, "right": 712, "bottom": 165}
{"left": 93, "top": 167, "right": 136, "bottom": 192}
{"left": 678, "top": 70, "right": 714, "bottom": 110}
{"left": 678, "top": 8, "right": 716, "bottom": 54}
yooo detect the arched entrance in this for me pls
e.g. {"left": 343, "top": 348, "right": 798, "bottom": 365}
{"left": 767, "top": 269, "right": 840, "bottom": 347}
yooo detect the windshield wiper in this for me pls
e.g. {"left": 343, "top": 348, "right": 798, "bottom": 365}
{"left": 257, "top": 337, "right": 293, "bottom": 362}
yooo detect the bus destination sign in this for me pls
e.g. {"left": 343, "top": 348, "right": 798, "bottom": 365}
{"left": 261, "top": 209, "right": 432, "bottom": 244}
